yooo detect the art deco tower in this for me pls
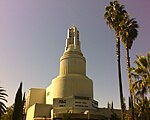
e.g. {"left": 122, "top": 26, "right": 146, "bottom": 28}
{"left": 25, "top": 26, "right": 121, "bottom": 120}
{"left": 46, "top": 26, "right": 94, "bottom": 105}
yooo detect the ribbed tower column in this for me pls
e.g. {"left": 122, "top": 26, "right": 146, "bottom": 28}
{"left": 60, "top": 26, "right": 86, "bottom": 75}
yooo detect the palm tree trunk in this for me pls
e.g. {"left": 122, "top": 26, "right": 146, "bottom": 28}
{"left": 116, "top": 36, "right": 125, "bottom": 120}
{"left": 126, "top": 45, "right": 135, "bottom": 120}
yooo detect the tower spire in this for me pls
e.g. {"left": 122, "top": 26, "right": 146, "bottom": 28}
{"left": 65, "top": 26, "right": 80, "bottom": 51}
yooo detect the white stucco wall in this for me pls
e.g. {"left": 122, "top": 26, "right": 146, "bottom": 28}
{"left": 25, "top": 88, "right": 46, "bottom": 110}
{"left": 26, "top": 103, "right": 52, "bottom": 120}
{"left": 51, "top": 75, "right": 93, "bottom": 99}
{"left": 46, "top": 84, "right": 52, "bottom": 104}
{"left": 26, "top": 104, "right": 35, "bottom": 120}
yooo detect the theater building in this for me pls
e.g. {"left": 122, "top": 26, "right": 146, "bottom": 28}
{"left": 25, "top": 26, "right": 122, "bottom": 120}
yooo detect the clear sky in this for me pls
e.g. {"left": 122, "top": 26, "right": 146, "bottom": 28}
{"left": 0, "top": 0, "right": 149, "bottom": 109}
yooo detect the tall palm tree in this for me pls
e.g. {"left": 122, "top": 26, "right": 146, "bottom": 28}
{"left": 0, "top": 87, "right": 8, "bottom": 118}
{"left": 121, "top": 13, "right": 139, "bottom": 120}
{"left": 104, "top": 1, "right": 127, "bottom": 119}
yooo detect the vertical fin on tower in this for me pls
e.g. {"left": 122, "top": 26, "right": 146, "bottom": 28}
{"left": 65, "top": 26, "right": 80, "bottom": 51}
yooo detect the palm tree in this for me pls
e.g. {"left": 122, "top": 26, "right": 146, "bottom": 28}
{"left": 121, "top": 13, "right": 139, "bottom": 120}
{"left": 130, "top": 53, "right": 150, "bottom": 119}
{"left": 1, "top": 105, "right": 14, "bottom": 120}
{"left": 104, "top": 1, "right": 127, "bottom": 119}
{"left": 0, "top": 87, "right": 8, "bottom": 118}
{"left": 131, "top": 53, "right": 150, "bottom": 100}
{"left": 134, "top": 98, "right": 150, "bottom": 120}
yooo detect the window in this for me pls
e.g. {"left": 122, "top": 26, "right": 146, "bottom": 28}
{"left": 75, "top": 105, "right": 88, "bottom": 108}
{"left": 59, "top": 99, "right": 66, "bottom": 103}
{"left": 59, "top": 105, "right": 65, "bottom": 107}
{"left": 74, "top": 96, "right": 89, "bottom": 100}
{"left": 82, "top": 102, "right": 87, "bottom": 104}
{"left": 75, "top": 101, "right": 81, "bottom": 104}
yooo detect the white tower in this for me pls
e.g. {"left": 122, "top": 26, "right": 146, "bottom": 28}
{"left": 46, "top": 26, "right": 95, "bottom": 107}
{"left": 46, "top": 26, "right": 98, "bottom": 109}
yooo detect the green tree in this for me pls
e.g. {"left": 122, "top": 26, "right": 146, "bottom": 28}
{"left": 134, "top": 98, "right": 150, "bottom": 120}
{"left": 107, "top": 102, "right": 110, "bottom": 109}
{"left": 22, "top": 93, "right": 26, "bottom": 120}
{"left": 104, "top": 1, "right": 127, "bottom": 119}
{"left": 110, "top": 111, "right": 120, "bottom": 120}
{"left": 111, "top": 101, "right": 114, "bottom": 110}
{"left": 131, "top": 53, "right": 150, "bottom": 100}
{"left": 12, "top": 82, "right": 23, "bottom": 120}
{"left": 121, "top": 13, "right": 139, "bottom": 120}
{"left": 130, "top": 53, "right": 150, "bottom": 119}
{"left": 107, "top": 101, "right": 114, "bottom": 109}
{"left": 1, "top": 105, "right": 14, "bottom": 120}
{"left": 0, "top": 87, "right": 8, "bottom": 119}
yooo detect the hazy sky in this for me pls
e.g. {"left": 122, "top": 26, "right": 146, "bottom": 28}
{"left": 0, "top": 0, "right": 149, "bottom": 109}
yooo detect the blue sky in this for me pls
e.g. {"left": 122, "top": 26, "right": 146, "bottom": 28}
{"left": 0, "top": 0, "right": 149, "bottom": 108}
